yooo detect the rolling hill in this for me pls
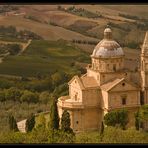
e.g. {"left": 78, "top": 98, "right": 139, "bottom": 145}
{"left": 0, "top": 4, "right": 147, "bottom": 77}
{"left": 0, "top": 40, "right": 90, "bottom": 77}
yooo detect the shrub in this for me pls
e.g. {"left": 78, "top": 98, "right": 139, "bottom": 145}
{"left": 0, "top": 132, "right": 26, "bottom": 143}
{"left": 139, "top": 104, "right": 148, "bottom": 121}
{"left": 25, "top": 113, "right": 35, "bottom": 132}
{"left": 76, "top": 131, "right": 101, "bottom": 143}
{"left": 49, "top": 130, "right": 75, "bottom": 143}
{"left": 7, "top": 44, "right": 22, "bottom": 55}
{"left": 5, "top": 87, "right": 22, "bottom": 102}
{"left": 0, "top": 90, "right": 6, "bottom": 102}
{"left": 20, "top": 90, "right": 39, "bottom": 103}
{"left": 39, "top": 91, "right": 50, "bottom": 104}
{"left": 104, "top": 109, "right": 128, "bottom": 130}
{"left": 53, "top": 83, "right": 68, "bottom": 98}
{"left": 8, "top": 114, "right": 19, "bottom": 132}
{"left": 36, "top": 114, "right": 46, "bottom": 129}
{"left": 102, "top": 126, "right": 148, "bottom": 143}
{"left": 135, "top": 110, "right": 140, "bottom": 130}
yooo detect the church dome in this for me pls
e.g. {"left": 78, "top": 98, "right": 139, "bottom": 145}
{"left": 91, "top": 27, "right": 124, "bottom": 58}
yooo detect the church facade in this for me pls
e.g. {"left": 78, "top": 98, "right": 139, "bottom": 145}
{"left": 57, "top": 27, "right": 148, "bottom": 132}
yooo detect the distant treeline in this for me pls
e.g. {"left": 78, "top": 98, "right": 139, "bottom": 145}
{"left": 57, "top": 5, "right": 102, "bottom": 18}
{"left": 72, "top": 39, "right": 98, "bottom": 45}
{"left": 0, "top": 25, "right": 43, "bottom": 41}
{"left": 108, "top": 22, "right": 131, "bottom": 32}
{"left": 0, "top": 5, "right": 19, "bottom": 13}
{"left": 119, "top": 13, "right": 148, "bottom": 31}
{"left": 24, "top": 15, "right": 42, "bottom": 23}
{"left": 119, "top": 13, "right": 140, "bottom": 20}
{"left": 0, "top": 43, "right": 21, "bottom": 55}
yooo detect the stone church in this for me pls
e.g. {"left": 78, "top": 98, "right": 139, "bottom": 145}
{"left": 57, "top": 27, "right": 148, "bottom": 132}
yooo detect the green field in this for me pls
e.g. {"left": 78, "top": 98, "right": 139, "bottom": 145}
{"left": 0, "top": 40, "right": 90, "bottom": 77}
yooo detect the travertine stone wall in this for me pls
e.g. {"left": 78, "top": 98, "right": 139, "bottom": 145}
{"left": 83, "top": 89, "right": 100, "bottom": 106}
{"left": 69, "top": 79, "right": 83, "bottom": 102}
{"left": 109, "top": 91, "right": 140, "bottom": 109}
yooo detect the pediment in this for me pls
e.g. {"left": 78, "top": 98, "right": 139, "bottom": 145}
{"left": 109, "top": 80, "right": 139, "bottom": 92}
{"left": 68, "top": 75, "right": 85, "bottom": 90}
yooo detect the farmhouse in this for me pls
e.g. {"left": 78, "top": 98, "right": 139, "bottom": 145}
{"left": 57, "top": 27, "right": 148, "bottom": 132}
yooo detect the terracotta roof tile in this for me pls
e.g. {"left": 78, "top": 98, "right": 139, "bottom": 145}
{"left": 80, "top": 75, "right": 99, "bottom": 88}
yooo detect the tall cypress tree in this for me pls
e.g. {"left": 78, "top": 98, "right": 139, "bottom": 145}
{"left": 100, "top": 121, "right": 104, "bottom": 136}
{"left": 25, "top": 113, "right": 35, "bottom": 132}
{"left": 49, "top": 96, "right": 59, "bottom": 130}
{"left": 8, "top": 114, "right": 18, "bottom": 132}
{"left": 135, "top": 112, "right": 140, "bottom": 130}
{"left": 61, "top": 110, "right": 73, "bottom": 133}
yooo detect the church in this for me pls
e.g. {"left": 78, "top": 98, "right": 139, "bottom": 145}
{"left": 57, "top": 27, "right": 148, "bottom": 132}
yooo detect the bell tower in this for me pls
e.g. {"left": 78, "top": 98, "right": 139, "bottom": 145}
{"left": 141, "top": 31, "right": 148, "bottom": 104}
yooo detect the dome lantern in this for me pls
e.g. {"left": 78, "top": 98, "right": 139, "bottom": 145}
{"left": 91, "top": 26, "right": 124, "bottom": 58}
{"left": 104, "top": 27, "right": 112, "bottom": 40}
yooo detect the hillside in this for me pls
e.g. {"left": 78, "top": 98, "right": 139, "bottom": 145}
{"left": 0, "top": 15, "right": 97, "bottom": 42}
{"left": 0, "top": 5, "right": 148, "bottom": 45}
{"left": 0, "top": 40, "right": 90, "bottom": 77}
{"left": 0, "top": 5, "right": 147, "bottom": 142}
{"left": 0, "top": 4, "right": 147, "bottom": 77}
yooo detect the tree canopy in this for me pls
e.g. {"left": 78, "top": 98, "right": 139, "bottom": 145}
{"left": 104, "top": 109, "right": 128, "bottom": 130}
{"left": 49, "top": 95, "right": 59, "bottom": 130}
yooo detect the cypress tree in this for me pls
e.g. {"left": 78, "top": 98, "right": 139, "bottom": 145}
{"left": 49, "top": 96, "right": 59, "bottom": 130}
{"left": 61, "top": 110, "right": 73, "bottom": 133}
{"left": 8, "top": 114, "right": 18, "bottom": 132}
{"left": 37, "top": 114, "right": 46, "bottom": 129}
{"left": 25, "top": 113, "right": 35, "bottom": 132}
{"left": 100, "top": 121, "right": 104, "bottom": 136}
{"left": 135, "top": 110, "right": 140, "bottom": 130}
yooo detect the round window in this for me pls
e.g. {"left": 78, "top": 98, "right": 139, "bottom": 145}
{"left": 122, "top": 83, "right": 125, "bottom": 86}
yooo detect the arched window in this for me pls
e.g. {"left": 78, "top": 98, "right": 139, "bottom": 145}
{"left": 75, "top": 93, "right": 78, "bottom": 101}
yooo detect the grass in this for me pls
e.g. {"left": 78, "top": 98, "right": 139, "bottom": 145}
{"left": 0, "top": 101, "right": 50, "bottom": 133}
{"left": 0, "top": 40, "right": 90, "bottom": 77}
{"left": 0, "top": 36, "right": 27, "bottom": 43}
{"left": 0, "top": 15, "right": 96, "bottom": 41}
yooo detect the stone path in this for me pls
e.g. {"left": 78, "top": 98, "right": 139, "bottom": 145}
{"left": 18, "top": 39, "right": 32, "bottom": 55}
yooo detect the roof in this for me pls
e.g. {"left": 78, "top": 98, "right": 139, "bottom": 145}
{"left": 101, "top": 77, "right": 140, "bottom": 92}
{"left": 80, "top": 75, "right": 99, "bottom": 88}
{"left": 101, "top": 78, "right": 124, "bottom": 91}
{"left": 91, "top": 27, "right": 124, "bottom": 58}
{"left": 68, "top": 75, "right": 85, "bottom": 90}
{"left": 68, "top": 75, "right": 99, "bottom": 90}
